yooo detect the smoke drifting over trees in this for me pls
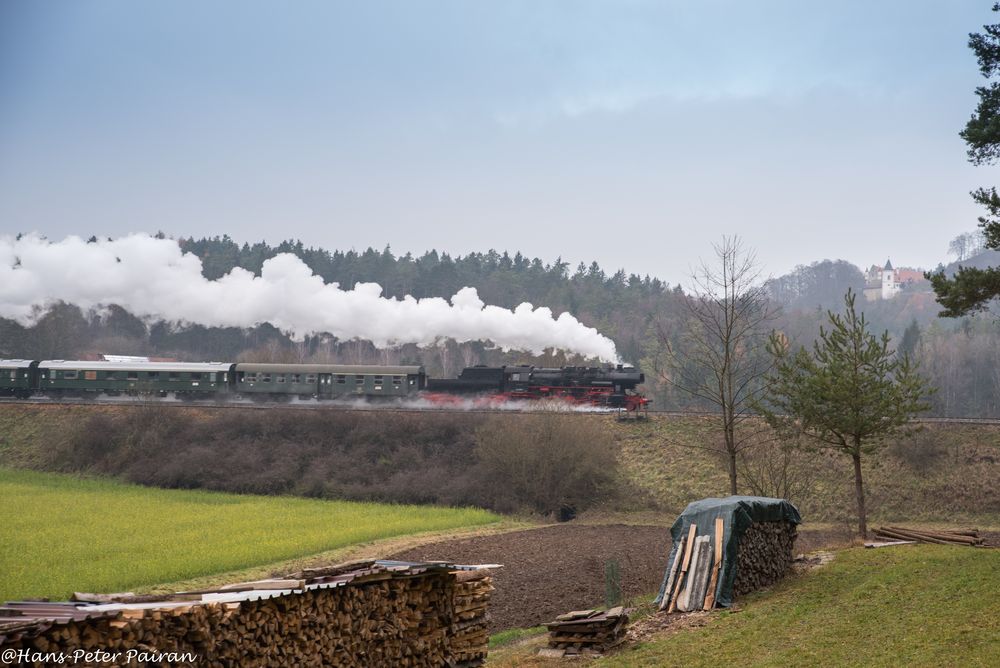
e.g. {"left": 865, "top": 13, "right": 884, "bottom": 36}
{"left": 0, "top": 234, "right": 618, "bottom": 361}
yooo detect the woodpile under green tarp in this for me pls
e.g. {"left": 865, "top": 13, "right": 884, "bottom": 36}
{"left": 656, "top": 496, "right": 801, "bottom": 611}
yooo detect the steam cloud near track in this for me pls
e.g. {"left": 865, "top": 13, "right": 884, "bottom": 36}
{"left": 0, "top": 235, "right": 619, "bottom": 361}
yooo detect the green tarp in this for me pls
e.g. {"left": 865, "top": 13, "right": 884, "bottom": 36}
{"left": 655, "top": 496, "right": 801, "bottom": 609}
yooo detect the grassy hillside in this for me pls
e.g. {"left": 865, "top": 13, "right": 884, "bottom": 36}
{"left": 0, "top": 468, "right": 499, "bottom": 602}
{"left": 1, "top": 404, "right": 998, "bottom": 524}
{"left": 490, "top": 544, "right": 1000, "bottom": 667}
{"left": 613, "top": 415, "right": 1000, "bottom": 524}
{"left": 609, "top": 546, "right": 1000, "bottom": 667}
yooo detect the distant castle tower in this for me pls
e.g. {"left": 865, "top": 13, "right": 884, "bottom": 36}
{"left": 881, "top": 259, "right": 900, "bottom": 299}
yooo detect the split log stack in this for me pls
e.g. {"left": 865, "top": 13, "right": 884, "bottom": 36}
{"left": 873, "top": 526, "right": 985, "bottom": 547}
{"left": 0, "top": 560, "right": 495, "bottom": 667}
{"left": 450, "top": 570, "right": 494, "bottom": 667}
{"left": 732, "top": 520, "right": 798, "bottom": 598}
{"left": 544, "top": 607, "right": 629, "bottom": 656}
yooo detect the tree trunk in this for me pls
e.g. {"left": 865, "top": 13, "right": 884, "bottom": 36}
{"left": 727, "top": 449, "right": 738, "bottom": 495}
{"left": 724, "top": 419, "right": 738, "bottom": 495}
{"left": 852, "top": 450, "right": 867, "bottom": 539}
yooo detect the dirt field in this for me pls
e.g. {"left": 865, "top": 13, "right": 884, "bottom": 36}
{"left": 391, "top": 523, "right": 855, "bottom": 632}
{"left": 392, "top": 524, "right": 670, "bottom": 632}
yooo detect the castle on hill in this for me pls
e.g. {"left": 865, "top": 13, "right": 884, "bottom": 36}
{"left": 862, "top": 260, "right": 928, "bottom": 301}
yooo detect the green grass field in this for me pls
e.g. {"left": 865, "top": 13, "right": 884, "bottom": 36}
{"left": 603, "top": 545, "right": 1000, "bottom": 667}
{"left": 0, "top": 468, "right": 500, "bottom": 602}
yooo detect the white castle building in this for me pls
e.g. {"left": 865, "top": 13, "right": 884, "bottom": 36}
{"left": 863, "top": 259, "right": 927, "bottom": 301}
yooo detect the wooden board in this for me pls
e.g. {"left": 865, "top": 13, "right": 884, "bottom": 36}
{"left": 703, "top": 517, "right": 724, "bottom": 610}
{"left": 658, "top": 534, "right": 685, "bottom": 612}
{"left": 667, "top": 524, "right": 698, "bottom": 614}
{"left": 678, "top": 536, "right": 710, "bottom": 612}
{"left": 555, "top": 610, "right": 598, "bottom": 621}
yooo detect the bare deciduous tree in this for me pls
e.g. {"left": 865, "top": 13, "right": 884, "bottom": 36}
{"left": 655, "top": 236, "right": 778, "bottom": 494}
{"left": 736, "top": 427, "right": 825, "bottom": 508}
{"left": 947, "top": 230, "right": 985, "bottom": 262}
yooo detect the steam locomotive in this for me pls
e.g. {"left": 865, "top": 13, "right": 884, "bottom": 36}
{"left": 0, "top": 360, "right": 649, "bottom": 411}
{"left": 424, "top": 365, "right": 648, "bottom": 411}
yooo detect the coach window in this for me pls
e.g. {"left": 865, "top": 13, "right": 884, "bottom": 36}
{"left": 84, "top": 371, "right": 97, "bottom": 381}
{"left": 246, "top": 373, "right": 257, "bottom": 382}
{"left": 127, "top": 371, "right": 138, "bottom": 380}
{"left": 290, "top": 374, "right": 301, "bottom": 383}
{"left": 336, "top": 375, "right": 346, "bottom": 384}
{"left": 276, "top": 374, "right": 286, "bottom": 383}
{"left": 191, "top": 373, "right": 202, "bottom": 380}
{"left": 148, "top": 372, "right": 159, "bottom": 380}
{"left": 306, "top": 374, "right": 317, "bottom": 384}
{"left": 262, "top": 374, "right": 271, "bottom": 383}
{"left": 169, "top": 372, "right": 179, "bottom": 381}
{"left": 355, "top": 375, "right": 365, "bottom": 385}
{"left": 392, "top": 376, "right": 403, "bottom": 386}
{"left": 63, "top": 370, "right": 78, "bottom": 380}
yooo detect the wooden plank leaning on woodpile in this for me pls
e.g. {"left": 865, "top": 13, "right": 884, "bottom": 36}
{"left": 0, "top": 560, "right": 497, "bottom": 667}
{"left": 666, "top": 524, "right": 698, "bottom": 614}
{"left": 543, "top": 606, "right": 630, "bottom": 657}
{"left": 703, "top": 517, "right": 724, "bottom": 610}
{"left": 873, "top": 526, "right": 986, "bottom": 547}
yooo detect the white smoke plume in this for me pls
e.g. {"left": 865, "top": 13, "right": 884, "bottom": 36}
{"left": 0, "top": 234, "right": 619, "bottom": 362}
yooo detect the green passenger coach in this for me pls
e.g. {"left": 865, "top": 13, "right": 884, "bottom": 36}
{"left": 233, "top": 364, "right": 425, "bottom": 400}
{"left": 36, "top": 361, "right": 234, "bottom": 397}
{"left": 0, "top": 360, "right": 39, "bottom": 398}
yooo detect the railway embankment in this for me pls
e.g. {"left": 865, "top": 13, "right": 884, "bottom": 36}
{"left": 1, "top": 403, "right": 998, "bottom": 526}
{"left": 0, "top": 403, "right": 626, "bottom": 517}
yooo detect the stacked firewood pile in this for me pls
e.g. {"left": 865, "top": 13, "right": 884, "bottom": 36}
{"left": 732, "top": 520, "right": 799, "bottom": 597}
{"left": 542, "top": 607, "right": 629, "bottom": 657}
{"left": 0, "top": 560, "right": 495, "bottom": 667}
{"left": 450, "top": 570, "right": 494, "bottom": 667}
{"left": 873, "top": 526, "right": 986, "bottom": 547}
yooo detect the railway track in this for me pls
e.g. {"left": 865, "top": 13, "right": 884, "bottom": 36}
{"left": 1, "top": 397, "right": 999, "bottom": 424}
{"left": 644, "top": 411, "right": 1000, "bottom": 425}
{"left": 0, "top": 396, "right": 626, "bottom": 416}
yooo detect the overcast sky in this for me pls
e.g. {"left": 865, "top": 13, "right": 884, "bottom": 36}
{"left": 2, "top": 1, "right": 998, "bottom": 285}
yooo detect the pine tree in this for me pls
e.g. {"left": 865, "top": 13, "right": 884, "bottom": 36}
{"left": 762, "top": 290, "right": 932, "bottom": 538}
{"left": 929, "top": 4, "right": 1000, "bottom": 314}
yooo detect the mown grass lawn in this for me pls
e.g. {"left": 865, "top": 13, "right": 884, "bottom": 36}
{"left": 0, "top": 468, "right": 500, "bottom": 602}
{"left": 602, "top": 545, "right": 1000, "bottom": 667}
